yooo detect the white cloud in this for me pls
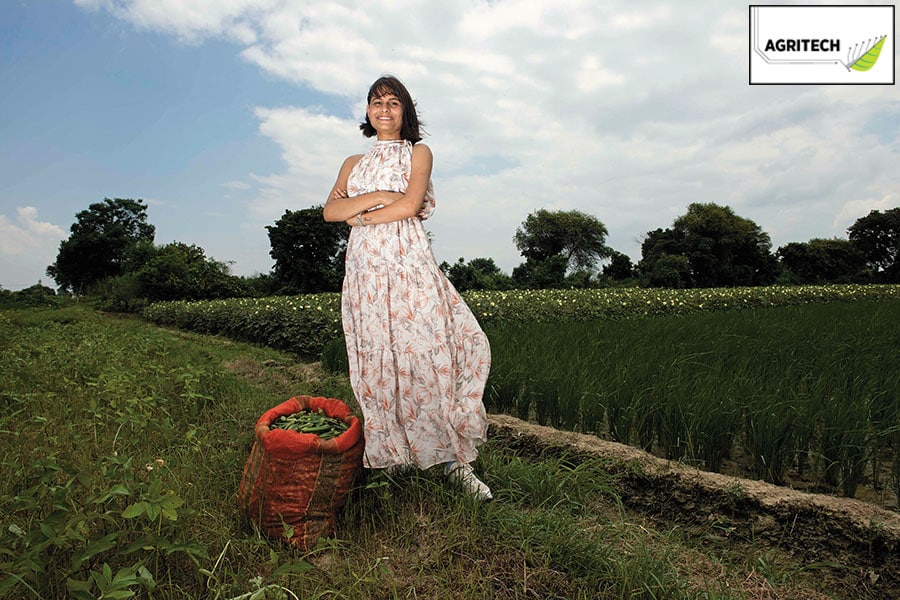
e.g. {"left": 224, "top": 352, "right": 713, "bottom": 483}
{"left": 0, "top": 207, "right": 66, "bottom": 255}
{"left": 247, "top": 107, "right": 368, "bottom": 221}
{"left": 610, "top": 5, "right": 672, "bottom": 30}
{"left": 222, "top": 180, "right": 252, "bottom": 190}
{"left": 0, "top": 207, "right": 67, "bottom": 290}
{"left": 835, "top": 192, "right": 900, "bottom": 231}
{"left": 74, "top": 0, "right": 900, "bottom": 273}
{"left": 76, "top": 0, "right": 281, "bottom": 44}
{"left": 576, "top": 56, "right": 626, "bottom": 92}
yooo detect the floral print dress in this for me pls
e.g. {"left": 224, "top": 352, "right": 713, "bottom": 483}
{"left": 342, "top": 139, "right": 491, "bottom": 470}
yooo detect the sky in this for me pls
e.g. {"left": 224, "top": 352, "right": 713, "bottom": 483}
{"left": 1, "top": 0, "right": 898, "bottom": 291}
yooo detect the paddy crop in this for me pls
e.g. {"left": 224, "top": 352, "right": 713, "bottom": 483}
{"left": 484, "top": 300, "right": 900, "bottom": 501}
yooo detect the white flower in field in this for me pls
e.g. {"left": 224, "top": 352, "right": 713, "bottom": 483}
{"left": 145, "top": 463, "right": 154, "bottom": 472}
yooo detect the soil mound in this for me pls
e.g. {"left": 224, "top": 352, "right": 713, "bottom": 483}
{"left": 489, "top": 414, "right": 899, "bottom": 599}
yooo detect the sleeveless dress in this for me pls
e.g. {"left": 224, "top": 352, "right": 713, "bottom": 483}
{"left": 341, "top": 139, "right": 491, "bottom": 470}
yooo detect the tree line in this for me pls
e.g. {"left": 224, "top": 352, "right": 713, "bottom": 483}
{"left": 31, "top": 197, "right": 900, "bottom": 310}
{"left": 442, "top": 203, "right": 899, "bottom": 291}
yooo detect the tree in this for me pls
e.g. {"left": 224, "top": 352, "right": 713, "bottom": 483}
{"left": 440, "top": 257, "right": 513, "bottom": 291}
{"left": 644, "top": 254, "right": 693, "bottom": 288}
{"left": 511, "top": 255, "right": 569, "bottom": 289}
{"left": 847, "top": 207, "right": 900, "bottom": 283}
{"left": 267, "top": 206, "right": 349, "bottom": 294}
{"left": 638, "top": 203, "right": 778, "bottom": 288}
{"left": 441, "top": 258, "right": 478, "bottom": 291}
{"left": 777, "top": 238, "right": 868, "bottom": 284}
{"left": 0, "top": 282, "right": 58, "bottom": 308}
{"left": 602, "top": 251, "right": 635, "bottom": 281}
{"left": 47, "top": 198, "right": 155, "bottom": 293}
{"left": 89, "top": 241, "right": 250, "bottom": 311}
{"left": 514, "top": 209, "right": 612, "bottom": 273}
{"left": 134, "top": 242, "right": 248, "bottom": 301}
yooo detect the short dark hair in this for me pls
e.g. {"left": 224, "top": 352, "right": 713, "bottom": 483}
{"left": 359, "top": 75, "right": 425, "bottom": 143}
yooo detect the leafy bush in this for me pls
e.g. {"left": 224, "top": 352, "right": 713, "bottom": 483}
{"left": 0, "top": 283, "right": 62, "bottom": 308}
{"left": 88, "top": 273, "right": 148, "bottom": 313}
{"left": 144, "top": 294, "right": 342, "bottom": 359}
{"left": 463, "top": 284, "right": 900, "bottom": 323}
{"left": 143, "top": 285, "right": 900, "bottom": 359}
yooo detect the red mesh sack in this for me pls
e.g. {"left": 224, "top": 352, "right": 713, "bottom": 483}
{"left": 237, "top": 396, "right": 364, "bottom": 550}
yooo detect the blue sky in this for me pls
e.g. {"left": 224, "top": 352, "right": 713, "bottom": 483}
{"left": 1, "top": 0, "right": 898, "bottom": 290}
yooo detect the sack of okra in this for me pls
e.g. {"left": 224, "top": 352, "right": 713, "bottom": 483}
{"left": 237, "top": 395, "right": 364, "bottom": 550}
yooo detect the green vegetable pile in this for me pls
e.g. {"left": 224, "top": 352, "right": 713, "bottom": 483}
{"left": 270, "top": 409, "right": 350, "bottom": 440}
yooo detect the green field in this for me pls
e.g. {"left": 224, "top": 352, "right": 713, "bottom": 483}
{"left": 143, "top": 284, "right": 900, "bottom": 359}
{"left": 485, "top": 300, "right": 900, "bottom": 502}
{"left": 1, "top": 301, "right": 897, "bottom": 598}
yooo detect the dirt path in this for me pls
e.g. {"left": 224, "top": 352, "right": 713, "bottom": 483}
{"left": 488, "top": 414, "right": 900, "bottom": 599}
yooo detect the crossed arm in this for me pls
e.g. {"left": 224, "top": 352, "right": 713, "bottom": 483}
{"left": 322, "top": 144, "right": 433, "bottom": 226}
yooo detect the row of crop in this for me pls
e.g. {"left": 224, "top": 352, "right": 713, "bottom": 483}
{"left": 483, "top": 300, "right": 900, "bottom": 500}
{"left": 143, "top": 294, "right": 342, "bottom": 357}
{"left": 143, "top": 284, "right": 900, "bottom": 358}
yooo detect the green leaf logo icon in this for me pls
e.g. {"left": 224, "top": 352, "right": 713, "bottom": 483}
{"left": 849, "top": 36, "right": 886, "bottom": 71}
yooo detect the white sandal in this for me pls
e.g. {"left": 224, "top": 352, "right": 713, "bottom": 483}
{"left": 444, "top": 461, "right": 492, "bottom": 500}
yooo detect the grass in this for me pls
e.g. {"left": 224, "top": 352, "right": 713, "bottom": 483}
{"left": 484, "top": 300, "right": 900, "bottom": 500}
{"left": 0, "top": 304, "right": 849, "bottom": 599}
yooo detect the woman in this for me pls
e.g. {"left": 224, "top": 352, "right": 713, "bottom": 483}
{"left": 323, "top": 75, "right": 492, "bottom": 500}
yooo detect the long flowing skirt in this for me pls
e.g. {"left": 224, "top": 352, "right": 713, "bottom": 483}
{"left": 341, "top": 217, "right": 490, "bottom": 469}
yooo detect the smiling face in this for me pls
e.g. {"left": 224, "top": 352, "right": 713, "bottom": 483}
{"left": 366, "top": 91, "right": 404, "bottom": 140}
{"left": 359, "top": 76, "right": 422, "bottom": 143}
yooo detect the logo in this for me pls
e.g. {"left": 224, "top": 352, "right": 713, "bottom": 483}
{"left": 750, "top": 5, "right": 895, "bottom": 85}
